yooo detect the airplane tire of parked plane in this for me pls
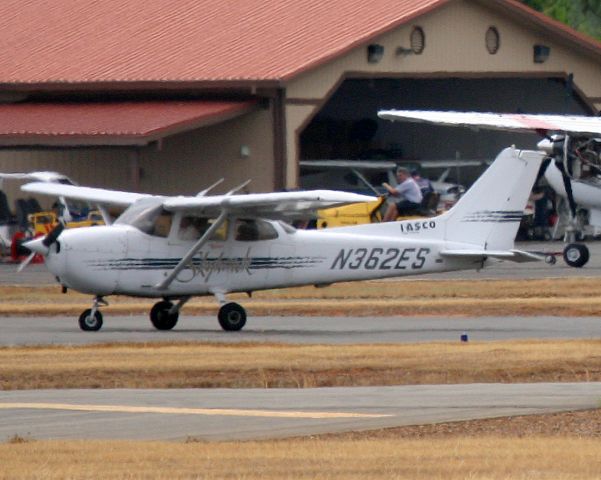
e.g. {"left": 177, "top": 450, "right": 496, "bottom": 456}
{"left": 78, "top": 308, "right": 103, "bottom": 331}
{"left": 150, "top": 301, "right": 179, "bottom": 331}
{"left": 563, "top": 243, "right": 590, "bottom": 268}
{"left": 218, "top": 302, "right": 247, "bottom": 331}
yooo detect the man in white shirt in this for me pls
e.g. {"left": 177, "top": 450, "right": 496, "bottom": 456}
{"left": 382, "top": 167, "right": 423, "bottom": 221}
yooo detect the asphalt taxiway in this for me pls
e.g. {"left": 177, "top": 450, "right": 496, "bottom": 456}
{"left": 2, "top": 383, "right": 601, "bottom": 441}
{"left": 1, "top": 314, "right": 600, "bottom": 345}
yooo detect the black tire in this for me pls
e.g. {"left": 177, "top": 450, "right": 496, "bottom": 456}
{"left": 563, "top": 243, "right": 589, "bottom": 268}
{"left": 150, "top": 300, "right": 179, "bottom": 330}
{"left": 79, "top": 309, "right": 103, "bottom": 331}
{"left": 218, "top": 302, "right": 247, "bottom": 331}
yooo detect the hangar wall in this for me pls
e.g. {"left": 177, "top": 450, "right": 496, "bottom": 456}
{"left": 138, "top": 107, "right": 274, "bottom": 196}
{"left": 0, "top": 107, "right": 274, "bottom": 210}
{"left": 284, "top": 0, "right": 601, "bottom": 187}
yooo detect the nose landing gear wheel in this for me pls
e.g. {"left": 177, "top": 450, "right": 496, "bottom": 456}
{"left": 79, "top": 309, "right": 103, "bottom": 331}
{"left": 150, "top": 300, "right": 179, "bottom": 330}
{"left": 218, "top": 302, "right": 247, "bottom": 331}
{"left": 563, "top": 243, "right": 589, "bottom": 268}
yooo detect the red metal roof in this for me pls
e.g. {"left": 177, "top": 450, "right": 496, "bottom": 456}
{"left": 0, "top": 0, "right": 448, "bottom": 84}
{"left": 0, "top": 101, "right": 257, "bottom": 145}
{"left": 0, "top": 0, "right": 599, "bottom": 86}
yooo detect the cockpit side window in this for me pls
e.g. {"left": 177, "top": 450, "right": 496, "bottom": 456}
{"left": 234, "top": 219, "right": 278, "bottom": 241}
{"left": 151, "top": 210, "right": 173, "bottom": 238}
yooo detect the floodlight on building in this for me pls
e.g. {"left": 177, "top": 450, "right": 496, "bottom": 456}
{"left": 533, "top": 44, "right": 550, "bottom": 63}
{"left": 240, "top": 144, "right": 251, "bottom": 158}
{"left": 367, "top": 44, "right": 384, "bottom": 63}
{"left": 395, "top": 46, "right": 414, "bottom": 57}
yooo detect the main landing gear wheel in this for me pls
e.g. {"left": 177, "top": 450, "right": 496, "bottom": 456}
{"left": 218, "top": 302, "right": 247, "bottom": 331}
{"left": 150, "top": 300, "right": 179, "bottom": 330}
{"left": 563, "top": 243, "right": 589, "bottom": 268}
{"left": 79, "top": 309, "right": 103, "bottom": 331}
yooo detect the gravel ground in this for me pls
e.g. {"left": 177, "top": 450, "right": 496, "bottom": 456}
{"left": 325, "top": 409, "right": 601, "bottom": 440}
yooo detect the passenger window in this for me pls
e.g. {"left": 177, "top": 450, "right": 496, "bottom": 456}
{"left": 178, "top": 216, "right": 209, "bottom": 241}
{"left": 235, "top": 219, "right": 278, "bottom": 241}
{"left": 178, "top": 215, "right": 227, "bottom": 241}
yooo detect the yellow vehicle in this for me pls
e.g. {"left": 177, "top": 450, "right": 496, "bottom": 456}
{"left": 28, "top": 210, "right": 104, "bottom": 236}
{"left": 316, "top": 193, "right": 440, "bottom": 229}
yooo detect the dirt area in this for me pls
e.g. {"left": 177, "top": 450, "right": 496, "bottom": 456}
{"left": 318, "top": 409, "right": 601, "bottom": 440}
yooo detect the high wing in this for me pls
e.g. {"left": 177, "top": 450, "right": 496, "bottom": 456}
{"left": 21, "top": 182, "right": 155, "bottom": 207}
{"left": 0, "top": 171, "right": 73, "bottom": 183}
{"left": 22, "top": 181, "right": 376, "bottom": 218}
{"left": 163, "top": 190, "right": 377, "bottom": 219}
{"left": 378, "top": 110, "right": 601, "bottom": 136}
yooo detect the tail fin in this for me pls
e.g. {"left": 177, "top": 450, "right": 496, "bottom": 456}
{"left": 441, "top": 147, "right": 544, "bottom": 249}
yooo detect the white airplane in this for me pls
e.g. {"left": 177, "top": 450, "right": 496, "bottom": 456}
{"left": 20, "top": 146, "right": 543, "bottom": 332}
{"left": 378, "top": 109, "right": 601, "bottom": 268}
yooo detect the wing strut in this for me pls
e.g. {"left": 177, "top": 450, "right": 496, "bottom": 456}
{"left": 155, "top": 210, "right": 229, "bottom": 290}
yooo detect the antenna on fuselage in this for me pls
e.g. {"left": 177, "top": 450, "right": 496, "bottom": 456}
{"left": 225, "top": 179, "right": 251, "bottom": 195}
{"left": 196, "top": 178, "right": 224, "bottom": 197}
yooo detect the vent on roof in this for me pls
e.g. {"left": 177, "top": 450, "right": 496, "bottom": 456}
{"left": 397, "top": 26, "right": 425, "bottom": 57}
{"left": 485, "top": 26, "right": 500, "bottom": 54}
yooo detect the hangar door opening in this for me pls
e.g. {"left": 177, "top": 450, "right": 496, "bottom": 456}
{"left": 299, "top": 77, "right": 592, "bottom": 192}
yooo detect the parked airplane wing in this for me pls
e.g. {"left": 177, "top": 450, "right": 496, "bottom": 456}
{"left": 378, "top": 110, "right": 601, "bottom": 136}
{"left": 163, "top": 190, "right": 378, "bottom": 219}
{"left": 21, "top": 182, "right": 154, "bottom": 207}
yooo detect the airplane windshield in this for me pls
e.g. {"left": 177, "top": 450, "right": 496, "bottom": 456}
{"left": 115, "top": 198, "right": 172, "bottom": 237}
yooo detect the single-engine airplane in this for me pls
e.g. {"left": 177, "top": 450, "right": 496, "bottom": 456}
{"left": 378, "top": 109, "right": 601, "bottom": 268}
{"left": 21, "top": 146, "right": 543, "bottom": 332}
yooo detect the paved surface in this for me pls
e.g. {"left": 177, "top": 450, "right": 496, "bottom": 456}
{"left": 1, "top": 315, "right": 600, "bottom": 346}
{"left": 2, "top": 241, "right": 601, "bottom": 285}
{"left": 2, "top": 383, "right": 601, "bottom": 441}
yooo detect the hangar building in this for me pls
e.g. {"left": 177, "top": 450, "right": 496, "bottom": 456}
{"left": 0, "top": 0, "right": 600, "bottom": 205}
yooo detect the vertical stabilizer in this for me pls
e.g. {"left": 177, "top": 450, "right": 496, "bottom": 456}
{"left": 441, "top": 147, "right": 544, "bottom": 249}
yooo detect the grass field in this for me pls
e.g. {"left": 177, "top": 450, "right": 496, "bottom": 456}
{"left": 1, "top": 437, "right": 601, "bottom": 479}
{"left": 2, "top": 340, "right": 601, "bottom": 389}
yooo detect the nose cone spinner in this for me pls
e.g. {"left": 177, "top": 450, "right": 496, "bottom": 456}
{"left": 22, "top": 236, "right": 50, "bottom": 256}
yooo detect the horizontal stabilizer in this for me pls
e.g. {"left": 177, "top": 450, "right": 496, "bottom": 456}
{"left": 441, "top": 249, "right": 544, "bottom": 263}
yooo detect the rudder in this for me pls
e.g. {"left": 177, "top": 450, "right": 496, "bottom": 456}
{"left": 439, "top": 147, "right": 544, "bottom": 250}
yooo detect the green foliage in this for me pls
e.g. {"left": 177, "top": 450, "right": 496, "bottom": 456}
{"left": 522, "top": 0, "right": 601, "bottom": 39}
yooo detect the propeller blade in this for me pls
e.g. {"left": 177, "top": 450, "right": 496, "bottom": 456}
{"left": 555, "top": 161, "right": 577, "bottom": 218}
{"left": 17, "top": 252, "right": 36, "bottom": 273}
{"left": 535, "top": 158, "right": 551, "bottom": 185}
{"left": 43, "top": 222, "right": 65, "bottom": 248}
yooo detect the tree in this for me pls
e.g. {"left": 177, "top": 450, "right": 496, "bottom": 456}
{"left": 522, "top": 0, "right": 601, "bottom": 39}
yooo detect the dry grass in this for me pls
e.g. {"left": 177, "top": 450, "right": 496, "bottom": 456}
{"left": 3, "top": 278, "right": 601, "bottom": 316}
{"left": 1, "top": 437, "right": 601, "bottom": 479}
{"left": 2, "top": 340, "right": 601, "bottom": 389}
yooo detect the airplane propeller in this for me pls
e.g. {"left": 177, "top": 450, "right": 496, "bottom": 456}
{"left": 17, "top": 222, "right": 64, "bottom": 272}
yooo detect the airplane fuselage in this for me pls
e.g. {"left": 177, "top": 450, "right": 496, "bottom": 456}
{"left": 45, "top": 222, "right": 481, "bottom": 298}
